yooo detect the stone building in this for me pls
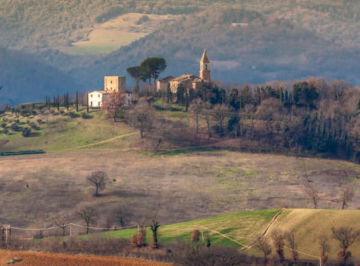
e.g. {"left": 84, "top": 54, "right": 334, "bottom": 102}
{"left": 157, "top": 49, "right": 211, "bottom": 94}
{"left": 104, "top": 76, "right": 126, "bottom": 93}
{"left": 89, "top": 76, "right": 132, "bottom": 109}
{"left": 156, "top": 76, "right": 174, "bottom": 91}
{"left": 199, "top": 49, "right": 211, "bottom": 83}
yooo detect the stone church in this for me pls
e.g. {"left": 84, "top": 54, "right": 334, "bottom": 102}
{"left": 156, "top": 49, "right": 211, "bottom": 93}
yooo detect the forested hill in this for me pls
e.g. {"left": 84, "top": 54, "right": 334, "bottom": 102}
{"left": 0, "top": 48, "right": 79, "bottom": 105}
{"left": 3, "top": 0, "right": 360, "bottom": 104}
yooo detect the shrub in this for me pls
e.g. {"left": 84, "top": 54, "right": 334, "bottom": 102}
{"left": 170, "top": 242, "right": 257, "bottom": 265}
{"left": 22, "top": 127, "right": 32, "bottom": 137}
{"left": 10, "top": 123, "right": 21, "bottom": 132}
{"left": 191, "top": 230, "right": 200, "bottom": 243}
{"left": 29, "top": 122, "right": 40, "bottom": 130}
{"left": 81, "top": 112, "right": 93, "bottom": 119}
{"left": 68, "top": 112, "right": 80, "bottom": 118}
{"left": 1, "top": 122, "right": 6, "bottom": 128}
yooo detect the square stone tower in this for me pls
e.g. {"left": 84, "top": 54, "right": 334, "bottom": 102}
{"left": 104, "top": 76, "right": 126, "bottom": 93}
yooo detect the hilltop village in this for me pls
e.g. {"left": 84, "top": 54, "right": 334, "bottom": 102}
{"left": 88, "top": 49, "right": 212, "bottom": 108}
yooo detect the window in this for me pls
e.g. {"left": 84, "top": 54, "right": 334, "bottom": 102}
{"left": 98, "top": 102, "right": 101, "bottom": 106}
{"left": 90, "top": 94, "right": 93, "bottom": 98}
{"left": 98, "top": 94, "right": 100, "bottom": 98}
{"left": 90, "top": 101, "right": 93, "bottom": 106}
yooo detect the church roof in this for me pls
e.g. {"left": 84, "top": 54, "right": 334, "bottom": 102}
{"left": 172, "top": 74, "right": 199, "bottom": 82}
{"left": 200, "top": 49, "right": 210, "bottom": 63}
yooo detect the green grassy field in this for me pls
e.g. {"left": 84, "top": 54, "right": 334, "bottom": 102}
{"left": 100, "top": 209, "right": 360, "bottom": 261}
{"left": 0, "top": 108, "right": 137, "bottom": 153}
{"left": 64, "top": 13, "right": 178, "bottom": 55}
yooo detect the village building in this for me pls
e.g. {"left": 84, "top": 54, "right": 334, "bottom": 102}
{"left": 104, "top": 76, "right": 126, "bottom": 93}
{"left": 88, "top": 76, "right": 133, "bottom": 109}
{"left": 88, "top": 91, "right": 105, "bottom": 108}
{"left": 157, "top": 49, "right": 211, "bottom": 94}
{"left": 156, "top": 76, "right": 174, "bottom": 91}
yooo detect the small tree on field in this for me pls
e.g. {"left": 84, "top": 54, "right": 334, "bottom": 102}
{"left": 340, "top": 186, "right": 354, "bottom": 209}
{"left": 189, "top": 99, "right": 203, "bottom": 135}
{"left": 319, "top": 234, "right": 330, "bottom": 264}
{"left": 285, "top": 231, "right": 298, "bottom": 262}
{"left": 87, "top": 171, "right": 108, "bottom": 197}
{"left": 191, "top": 230, "right": 201, "bottom": 243}
{"left": 128, "top": 98, "right": 154, "bottom": 138}
{"left": 254, "top": 235, "right": 272, "bottom": 265}
{"left": 53, "top": 215, "right": 68, "bottom": 236}
{"left": 271, "top": 229, "right": 285, "bottom": 262}
{"left": 103, "top": 91, "right": 126, "bottom": 122}
{"left": 78, "top": 207, "right": 97, "bottom": 234}
{"left": 131, "top": 223, "right": 147, "bottom": 247}
{"left": 331, "top": 226, "right": 360, "bottom": 264}
{"left": 211, "top": 104, "right": 229, "bottom": 136}
{"left": 149, "top": 219, "right": 160, "bottom": 249}
{"left": 304, "top": 183, "right": 319, "bottom": 209}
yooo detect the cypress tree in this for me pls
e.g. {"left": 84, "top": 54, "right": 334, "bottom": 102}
{"left": 76, "top": 92, "right": 79, "bottom": 112}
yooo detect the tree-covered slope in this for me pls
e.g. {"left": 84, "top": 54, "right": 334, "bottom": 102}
{"left": 3, "top": 0, "right": 360, "bottom": 104}
{"left": 0, "top": 48, "right": 79, "bottom": 105}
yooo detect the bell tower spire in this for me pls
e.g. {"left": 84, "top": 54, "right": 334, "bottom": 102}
{"left": 200, "top": 49, "right": 211, "bottom": 83}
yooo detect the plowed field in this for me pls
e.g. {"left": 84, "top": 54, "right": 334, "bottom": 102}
{"left": 0, "top": 250, "right": 169, "bottom": 266}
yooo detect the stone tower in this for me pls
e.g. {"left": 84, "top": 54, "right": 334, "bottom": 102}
{"left": 200, "top": 49, "right": 211, "bottom": 83}
{"left": 104, "top": 76, "right": 126, "bottom": 93}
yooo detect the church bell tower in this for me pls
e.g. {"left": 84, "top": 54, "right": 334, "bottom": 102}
{"left": 200, "top": 49, "right": 211, "bottom": 83}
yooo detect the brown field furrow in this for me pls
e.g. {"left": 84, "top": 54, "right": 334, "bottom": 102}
{"left": 0, "top": 250, "right": 170, "bottom": 266}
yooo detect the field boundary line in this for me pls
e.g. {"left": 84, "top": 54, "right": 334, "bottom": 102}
{"left": 198, "top": 225, "right": 244, "bottom": 247}
{"left": 239, "top": 209, "right": 283, "bottom": 251}
{"left": 60, "top": 132, "right": 137, "bottom": 152}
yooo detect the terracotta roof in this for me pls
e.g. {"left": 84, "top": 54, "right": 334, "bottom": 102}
{"left": 200, "top": 49, "right": 210, "bottom": 63}
{"left": 158, "top": 76, "right": 175, "bottom": 82}
{"left": 172, "top": 74, "right": 199, "bottom": 82}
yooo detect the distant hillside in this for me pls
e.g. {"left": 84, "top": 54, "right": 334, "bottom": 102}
{"left": 3, "top": 0, "right": 360, "bottom": 103}
{"left": 0, "top": 48, "right": 79, "bottom": 105}
{"left": 82, "top": 7, "right": 360, "bottom": 88}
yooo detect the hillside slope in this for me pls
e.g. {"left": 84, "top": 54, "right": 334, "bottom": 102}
{"left": 105, "top": 209, "right": 360, "bottom": 261}
{"left": 0, "top": 48, "right": 79, "bottom": 105}
{"left": 3, "top": 1, "right": 360, "bottom": 103}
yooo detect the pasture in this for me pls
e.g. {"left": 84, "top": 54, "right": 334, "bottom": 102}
{"left": 63, "top": 13, "right": 178, "bottom": 55}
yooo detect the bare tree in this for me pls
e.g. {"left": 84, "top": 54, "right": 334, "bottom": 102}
{"left": 53, "top": 215, "right": 68, "bottom": 236}
{"left": 340, "top": 186, "right": 354, "bottom": 209}
{"left": 87, "top": 171, "right": 108, "bottom": 197}
{"left": 149, "top": 219, "right": 160, "bottom": 249}
{"left": 189, "top": 99, "right": 203, "bottom": 135}
{"left": 319, "top": 234, "right": 330, "bottom": 264}
{"left": 304, "top": 183, "right": 319, "bottom": 209}
{"left": 103, "top": 91, "right": 126, "bottom": 122}
{"left": 254, "top": 235, "right": 272, "bottom": 265}
{"left": 331, "top": 226, "right": 360, "bottom": 264}
{"left": 271, "top": 229, "right": 285, "bottom": 262}
{"left": 78, "top": 207, "right": 97, "bottom": 234}
{"left": 128, "top": 98, "right": 154, "bottom": 138}
{"left": 285, "top": 231, "right": 298, "bottom": 262}
{"left": 211, "top": 104, "right": 229, "bottom": 136}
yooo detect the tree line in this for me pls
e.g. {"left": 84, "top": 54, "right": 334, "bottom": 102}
{"left": 126, "top": 77, "right": 360, "bottom": 163}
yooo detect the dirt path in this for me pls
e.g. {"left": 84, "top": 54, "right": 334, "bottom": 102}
{"left": 240, "top": 209, "right": 283, "bottom": 250}
{"left": 71, "top": 132, "right": 137, "bottom": 150}
{"left": 198, "top": 225, "right": 245, "bottom": 247}
{"left": 197, "top": 210, "right": 284, "bottom": 251}
{"left": 0, "top": 250, "right": 169, "bottom": 266}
